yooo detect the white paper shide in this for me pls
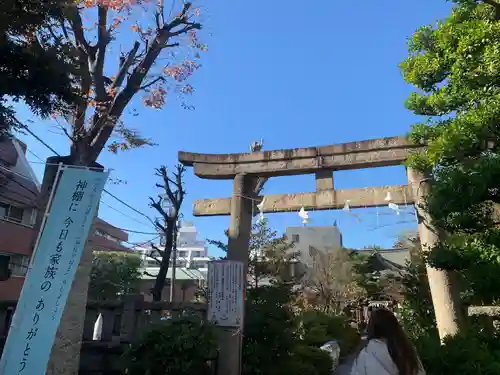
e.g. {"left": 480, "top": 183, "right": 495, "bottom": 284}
{"left": 207, "top": 260, "right": 244, "bottom": 328}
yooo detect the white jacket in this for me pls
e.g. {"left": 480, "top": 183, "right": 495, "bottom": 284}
{"left": 350, "top": 339, "right": 425, "bottom": 375}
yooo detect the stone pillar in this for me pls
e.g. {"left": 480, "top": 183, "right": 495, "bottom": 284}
{"left": 217, "top": 174, "right": 253, "bottom": 375}
{"left": 227, "top": 173, "right": 253, "bottom": 272}
{"left": 407, "top": 168, "right": 464, "bottom": 339}
{"left": 315, "top": 170, "right": 334, "bottom": 191}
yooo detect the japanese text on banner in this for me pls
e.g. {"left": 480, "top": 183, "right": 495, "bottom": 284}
{"left": 0, "top": 168, "right": 109, "bottom": 375}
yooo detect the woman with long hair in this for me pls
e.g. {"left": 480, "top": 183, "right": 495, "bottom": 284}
{"left": 350, "top": 308, "right": 425, "bottom": 375}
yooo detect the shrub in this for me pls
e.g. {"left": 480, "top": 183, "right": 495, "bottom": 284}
{"left": 299, "top": 310, "right": 360, "bottom": 359}
{"left": 416, "top": 325, "right": 500, "bottom": 375}
{"left": 287, "top": 345, "right": 333, "bottom": 375}
{"left": 124, "top": 314, "right": 218, "bottom": 375}
{"left": 243, "top": 284, "right": 297, "bottom": 375}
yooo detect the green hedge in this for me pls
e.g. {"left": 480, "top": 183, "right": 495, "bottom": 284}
{"left": 416, "top": 324, "right": 500, "bottom": 375}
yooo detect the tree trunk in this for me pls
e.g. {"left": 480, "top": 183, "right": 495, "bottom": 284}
{"left": 169, "top": 223, "right": 178, "bottom": 302}
{"left": 30, "top": 155, "right": 103, "bottom": 375}
{"left": 407, "top": 167, "right": 464, "bottom": 339}
{"left": 152, "top": 220, "right": 174, "bottom": 302}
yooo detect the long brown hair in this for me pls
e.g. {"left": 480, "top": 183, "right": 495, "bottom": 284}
{"left": 366, "top": 308, "right": 420, "bottom": 375}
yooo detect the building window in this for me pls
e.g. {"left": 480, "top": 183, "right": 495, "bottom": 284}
{"left": 0, "top": 203, "right": 25, "bottom": 223}
{"left": 177, "top": 250, "right": 188, "bottom": 258}
{"left": 192, "top": 251, "right": 202, "bottom": 257}
{"left": 9, "top": 254, "right": 30, "bottom": 277}
{"left": 94, "top": 229, "right": 120, "bottom": 244}
{"left": 292, "top": 234, "right": 300, "bottom": 243}
{"left": 95, "top": 229, "right": 106, "bottom": 237}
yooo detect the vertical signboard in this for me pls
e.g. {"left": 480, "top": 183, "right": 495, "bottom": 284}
{"left": 207, "top": 260, "right": 244, "bottom": 328}
{"left": 0, "top": 167, "right": 109, "bottom": 375}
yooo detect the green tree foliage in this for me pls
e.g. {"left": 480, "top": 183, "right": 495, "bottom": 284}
{"left": 351, "top": 248, "right": 402, "bottom": 302}
{"left": 243, "top": 284, "right": 334, "bottom": 375}
{"left": 207, "top": 218, "right": 299, "bottom": 288}
{"left": 399, "top": 254, "right": 438, "bottom": 341}
{"left": 125, "top": 314, "right": 218, "bottom": 375}
{"left": 351, "top": 251, "right": 386, "bottom": 299}
{"left": 209, "top": 221, "right": 364, "bottom": 374}
{"left": 416, "top": 324, "right": 500, "bottom": 375}
{"left": 89, "top": 251, "right": 142, "bottom": 300}
{"left": 297, "top": 310, "right": 360, "bottom": 360}
{"left": 243, "top": 284, "right": 299, "bottom": 375}
{"left": 401, "top": 0, "right": 500, "bottom": 304}
{"left": 0, "top": 0, "right": 76, "bottom": 135}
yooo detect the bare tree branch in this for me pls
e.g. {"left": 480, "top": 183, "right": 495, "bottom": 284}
{"left": 148, "top": 164, "right": 186, "bottom": 301}
{"left": 62, "top": 4, "right": 92, "bottom": 139}
{"left": 86, "top": 3, "right": 201, "bottom": 160}
{"left": 91, "top": 5, "right": 110, "bottom": 101}
{"left": 64, "top": 4, "right": 90, "bottom": 53}
{"left": 60, "top": 126, "right": 75, "bottom": 142}
{"left": 112, "top": 42, "right": 141, "bottom": 90}
{"left": 150, "top": 243, "right": 165, "bottom": 257}
{"left": 139, "top": 76, "right": 165, "bottom": 90}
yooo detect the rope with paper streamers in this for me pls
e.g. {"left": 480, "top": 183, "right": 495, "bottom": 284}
{"left": 338, "top": 185, "right": 417, "bottom": 234}
{"left": 232, "top": 181, "right": 419, "bottom": 235}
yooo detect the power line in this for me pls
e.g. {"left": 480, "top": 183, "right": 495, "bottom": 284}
{"left": 19, "top": 127, "right": 155, "bottom": 225}
{"left": 100, "top": 200, "right": 152, "bottom": 228}
{"left": 0, "top": 167, "right": 158, "bottom": 235}
{"left": 0, "top": 168, "right": 39, "bottom": 198}
{"left": 26, "top": 149, "right": 44, "bottom": 162}
{"left": 125, "top": 235, "right": 161, "bottom": 249}
{"left": 102, "top": 189, "right": 155, "bottom": 226}
{"left": 113, "top": 227, "right": 159, "bottom": 235}
{"left": 19, "top": 124, "right": 59, "bottom": 156}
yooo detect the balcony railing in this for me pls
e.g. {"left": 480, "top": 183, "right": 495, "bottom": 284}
{"left": 0, "top": 219, "right": 35, "bottom": 256}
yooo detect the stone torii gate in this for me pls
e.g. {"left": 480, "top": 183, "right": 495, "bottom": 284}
{"left": 179, "top": 136, "right": 461, "bottom": 374}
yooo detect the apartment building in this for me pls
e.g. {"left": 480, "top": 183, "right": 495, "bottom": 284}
{"left": 137, "top": 221, "right": 209, "bottom": 301}
{"left": 92, "top": 218, "right": 130, "bottom": 253}
{"left": 0, "top": 137, "right": 129, "bottom": 300}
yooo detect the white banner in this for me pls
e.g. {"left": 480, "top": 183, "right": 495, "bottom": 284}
{"left": 0, "top": 167, "right": 109, "bottom": 375}
{"left": 207, "top": 260, "right": 244, "bottom": 328}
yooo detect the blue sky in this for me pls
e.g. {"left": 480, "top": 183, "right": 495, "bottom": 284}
{"left": 16, "top": 0, "right": 452, "bottom": 256}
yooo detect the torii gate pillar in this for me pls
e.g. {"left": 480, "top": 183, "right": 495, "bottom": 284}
{"left": 216, "top": 173, "right": 254, "bottom": 375}
{"left": 228, "top": 173, "right": 253, "bottom": 271}
{"left": 407, "top": 167, "right": 464, "bottom": 339}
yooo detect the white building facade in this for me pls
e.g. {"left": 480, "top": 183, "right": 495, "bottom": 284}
{"left": 137, "top": 221, "right": 210, "bottom": 283}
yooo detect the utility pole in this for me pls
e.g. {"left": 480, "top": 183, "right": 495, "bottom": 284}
{"left": 169, "top": 220, "right": 179, "bottom": 302}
